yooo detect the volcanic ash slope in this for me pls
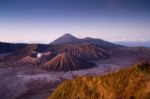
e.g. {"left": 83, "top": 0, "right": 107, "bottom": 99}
{"left": 41, "top": 53, "right": 95, "bottom": 72}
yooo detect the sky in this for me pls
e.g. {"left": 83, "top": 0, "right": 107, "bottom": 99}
{"left": 0, "top": 0, "right": 150, "bottom": 43}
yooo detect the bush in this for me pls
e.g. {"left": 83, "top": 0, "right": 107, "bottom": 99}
{"left": 137, "top": 62, "right": 150, "bottom": 72}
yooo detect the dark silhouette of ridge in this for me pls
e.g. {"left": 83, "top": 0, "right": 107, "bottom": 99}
{"left": 0, "top": 42, "right": 26, "bottom": 53}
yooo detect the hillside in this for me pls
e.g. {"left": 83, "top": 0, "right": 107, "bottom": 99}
{"left": 83, "top": 37, "right": 121, "bottom": 47}
{"left": 5, "top": 44, "right": 37, "bottom": 61}
{"left": 49, "top": 62, "right": 150, "bottom": 99}
{"left": 42, "top": 53, "right": 95, "bottom": 72}
{"left": 16, "top": 56, "right": 38, "bottom": 65}
{"left": 60, "top": 44, "right": 119, "bottom": 60}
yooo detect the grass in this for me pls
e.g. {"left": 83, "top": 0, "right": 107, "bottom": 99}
{"left": 49, "top": 62, "right": 150, "bottom": 99}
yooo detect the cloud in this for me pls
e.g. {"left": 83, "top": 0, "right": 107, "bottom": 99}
{"left": 111, "top": 38, "right": 148, "bottom": 42}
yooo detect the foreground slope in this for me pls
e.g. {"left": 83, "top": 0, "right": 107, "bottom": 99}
{"left": 49, "top": 62, "right": 150, "bottom": 99}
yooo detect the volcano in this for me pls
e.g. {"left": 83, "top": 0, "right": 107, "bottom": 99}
{"left": 16, "top": 56, "right": 38, "bottom": 65}
{"left": 38, "top": 52, "right": 56, "bottom": 63}
{"left": 50, "top": 33, "right": 121, "bottom": 47}
{"left": 60, "top": 44, "right": 119, "bottom": 60}
{"left": 41, "top": 53, "right": 95, "bottom": 72}
{"left": 51, "top": 33, "right": 81, "bottom": 45}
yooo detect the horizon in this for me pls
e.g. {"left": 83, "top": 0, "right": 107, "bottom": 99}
{"left": 0, "top": 33, "right": 150, "bottom": 47}
{"left": 0, "top": 0, "right": 150, "bottom": 43}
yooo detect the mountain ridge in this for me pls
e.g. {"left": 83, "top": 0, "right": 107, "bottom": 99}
{"left": 50, "top": 33, "right": 122, "bottom": 47}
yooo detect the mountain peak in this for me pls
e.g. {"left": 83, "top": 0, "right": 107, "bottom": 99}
{"left": 50, "top": 33, "right": 122, "bottom": 47}
{"left": 61, "top": 33, "right": 76, "bottom": 38}
{"left": 84, "top": 37, "right": 93, "bottom": 40}
{"left": 51, "top": 33, "right": 79, "bottom": 44}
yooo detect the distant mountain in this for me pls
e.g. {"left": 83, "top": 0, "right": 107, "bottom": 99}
{"left": 114, "top": 41, "right": 150, "bottom": 47}
{"left": 51, "top": 33, "right": 82, "bottom": 45}
{"left": 0, "top": 41, "right": 56, "bottom": 54}
{"left": 41, "top": 53, "right": 95, "bottom": 72}
{"left": 83, "top": 37, "right": 121, "bottom": 47}
{"left": 50, "top": 33, "right": 122, "bottom": 47}
{"left": 0, "top": 42, "right": 26, "bottom": 53}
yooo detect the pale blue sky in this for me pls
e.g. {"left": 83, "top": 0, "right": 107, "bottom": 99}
{"left": 0, "top": 0, "right": 150, "bottom": 43}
